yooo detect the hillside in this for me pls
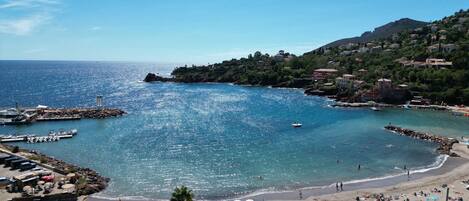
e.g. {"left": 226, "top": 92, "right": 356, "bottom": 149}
{"left": 321, "top": 18, "right": 429, "bottom": 49}
{"left": 163, "top": 9, "right": 469, "bottom": 105}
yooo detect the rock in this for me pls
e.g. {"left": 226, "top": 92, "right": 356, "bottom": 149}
{"left": 143, "top": 73, "right": 174, "bottom": 82}
{"left": 384, "top": 125, "right": 456, "bottom": 155}
{"left": 449, "top": 152, "right": 460, "bottom": 157}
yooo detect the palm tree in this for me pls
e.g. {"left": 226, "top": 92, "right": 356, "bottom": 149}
{"left": 170, "top": 185, "right": 194, "bottom": 201}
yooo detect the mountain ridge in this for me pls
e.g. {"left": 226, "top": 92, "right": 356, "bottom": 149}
{"left": 319, "top": 18, "right": 429, "bottom": 49}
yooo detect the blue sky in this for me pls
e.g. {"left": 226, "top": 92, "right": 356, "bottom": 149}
{"left": 0, "top": 0, "right": 468, "bottom": 64}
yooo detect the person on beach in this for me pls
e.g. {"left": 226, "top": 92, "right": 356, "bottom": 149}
{"left": 299, "top": 190, "right": 303, "bottom": 200}
{"left": 358, "top": 164, "right": 361, "bottom": 171}
{"left": 404, "top": 165, "right": 406, "bottom": 170}
{"left": 336, "top": 182, "right": 339, "bottom": 192}
{"left": 340, "top": 182, "right": 343, "bottom": 191}
{"left": 407, "top": 170, "right": 410, "bottom": 180}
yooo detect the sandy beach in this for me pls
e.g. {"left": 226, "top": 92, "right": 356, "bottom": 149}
{"left": 301, "top": 143, "right": 469, "bottom": 201}
{"left": 83, "top": 143, "right": 469, "bottom": 201}
{"left": 291, "top": 143, "right": 469, "bottom": 201}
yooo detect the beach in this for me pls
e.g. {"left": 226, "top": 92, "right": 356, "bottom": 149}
{"left": 306, "top": 143, "right": 469, "bottom": 201}
{"left": 82, "top": 143, "right": 469, "bottom": 201}
{"left": 240, "top": 143, "right": 469, "bottom": 201}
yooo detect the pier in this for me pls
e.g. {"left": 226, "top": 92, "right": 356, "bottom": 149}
{"left": 384, "top": 125, "right": 459, "bottom": 155}
{"left": 0, "top": 129, "right": 78, "bottom": 143}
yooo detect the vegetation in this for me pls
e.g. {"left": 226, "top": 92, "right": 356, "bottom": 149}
{"left": 323, "top": 18, "right": 428, "bottom": 48}
{"left": 170, "top": 186, "right": 194, "bottom": 201}
{"left": 12, "top": 146, "right": 19, "bottom": 153}
{"left": 27, "top": 154, "right": 48, "bottom": 163}
{"left": 171, "top": 9, "right": 469, "bottom": 105}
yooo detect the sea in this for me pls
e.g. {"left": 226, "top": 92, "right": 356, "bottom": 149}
{"left": 1, "top": 60, "right": 468, "bottom": 200}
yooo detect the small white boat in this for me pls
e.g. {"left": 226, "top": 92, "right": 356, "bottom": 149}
{"left": 292, "top": 123, "right": 302, "bottom": 128}
{"left": 371, "top": 107, "right": 382, "bottom": 111}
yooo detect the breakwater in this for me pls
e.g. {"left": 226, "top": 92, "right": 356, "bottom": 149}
{"left": 39, "top": 108, "right": 125, "bottom": 119}
{"left": 384, "top": 125, "right": 459, "bottom": 155}
{"left": 1, "top": 144, "right": 109, "bottom": 196}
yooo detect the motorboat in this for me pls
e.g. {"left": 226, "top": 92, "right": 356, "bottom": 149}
{"left": 292, "top": 123, "right": 302, "bottom": 128}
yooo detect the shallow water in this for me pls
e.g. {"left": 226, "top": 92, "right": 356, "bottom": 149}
{"left": 1, "top": 61, "right": 468, "bottom": 199}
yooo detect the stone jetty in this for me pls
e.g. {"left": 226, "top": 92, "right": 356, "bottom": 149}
{"left": 39, "top": 108, "right": 125, "bottom": 119}
{"left": 384, "top": 125, "right": 459, "bottom": 155}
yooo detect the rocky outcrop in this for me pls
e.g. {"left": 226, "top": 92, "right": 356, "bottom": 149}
{"left": 143, "top": 73, "right": 174, "bottom": 82}
{"left": 384, "top": 125, "right": 459, "bottom": 155}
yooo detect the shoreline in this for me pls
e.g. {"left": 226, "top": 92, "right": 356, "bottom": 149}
{"left": 307, "top": 143, "right": 469, "bottom": 201}
{"left": 144, "top": 79, "right": 469, "bottom": 116}
{"left": 85, "top": 152, "right": 463, "bottom": 201}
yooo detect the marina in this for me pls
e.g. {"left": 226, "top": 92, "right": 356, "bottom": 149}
{"left": 0, "top": 129, "right": 78, "bottom": 143}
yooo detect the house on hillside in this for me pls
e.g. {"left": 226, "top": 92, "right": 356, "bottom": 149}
{"left": 389, "top": 43, "right": 400, "bottom": 49}
{"left": 336, "top": 74, "right": 365, "bottom": 93}
{"left": 313, "top": 68, "right": 338, "bottom": 81}
{"left": 397, "top": 58, "right": 452, "bottom": 69}
{"left": 375, "top": 78, "right": 410, "bottom": 103}
{"left": 425, "top": 58, "right": 453, "bottom": 68}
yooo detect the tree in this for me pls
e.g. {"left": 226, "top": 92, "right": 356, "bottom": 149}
{"left": 170, "top": 186, "right": 194, "bottom": 201}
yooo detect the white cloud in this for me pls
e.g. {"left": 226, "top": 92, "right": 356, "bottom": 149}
{"left": 0, "top": 0, "right": 60, "bottom": 35}
{"left": 0, "top": 0, "right": 59, "bottom": 9}
{"left": 0, "top": 14, "right": 50, "bottom": 35}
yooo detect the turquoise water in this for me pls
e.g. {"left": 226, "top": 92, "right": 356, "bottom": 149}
{"left": 1, "top": 61, "right": 468, "bottom": 199}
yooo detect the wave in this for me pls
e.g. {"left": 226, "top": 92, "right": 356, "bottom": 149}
{"left": 91, "top": 155, "right": 449, "bottom": 201}
{"left": 90, "top": 194, "right": 162, "bottom": 201}
{"left": 239, "top": 154, "right": 449, "bottom": 199}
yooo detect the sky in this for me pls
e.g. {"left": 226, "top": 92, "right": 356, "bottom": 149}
{"left": 0, "top": 0, "right": 468, "bottom": 64}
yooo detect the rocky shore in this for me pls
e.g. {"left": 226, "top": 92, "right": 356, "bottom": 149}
{"left": 143, "top": 73, "right": 175, "bottom": 82}
{"left": 384, "top": 125, "right": 459, "bottom": 155}
{"left": 40, "top": 108, "right": 126, "bottom": 119}
{"left": 1, "top": 144, "right": 109, "bottom": 196}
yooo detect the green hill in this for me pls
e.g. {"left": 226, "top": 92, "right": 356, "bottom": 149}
{"left": 169, "top": 9, "right": 469, "bottom": 105}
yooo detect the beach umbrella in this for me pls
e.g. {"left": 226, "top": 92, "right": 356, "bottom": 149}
{"left": 45, "top": 182, "right": 53, "bottom": 189}
{"left": 62, "top": 184, "right": 75, "bottom": 192}
{"left": 23, "top": 186, "right": 33, "bottom": 194}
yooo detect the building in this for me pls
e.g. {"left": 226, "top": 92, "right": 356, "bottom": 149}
{"left": 378, "top": 78, "right": 392, "bottom": 91}
{"left": 313, "top": 68, "right": 338, "bottom": 81}
{"left": 425, "top": 58, "right": 453, "bottom": 68}
{"left": 339, "top": 43, "right": 358, "bottom": 50}
{"left": 397, "top": 58, "right": 452, "bottom": 69}
{"left": 357, "top": 69, "right": 368, "bottom": 77}
{"left": 441, "top": 44, "right": 458, "bottom": 52}
{"left": 358, "top": 47, "right": 370, "bottom": 53}
{"left": 273, "top": 50, "right": 285, "bottom": 62}
{"left": 389, "top": 43, "right": 400, "bottom": 49}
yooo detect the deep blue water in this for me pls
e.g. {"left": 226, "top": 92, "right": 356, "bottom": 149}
{"left": 1, "top": 60, "right": 468, "bottom": 199}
